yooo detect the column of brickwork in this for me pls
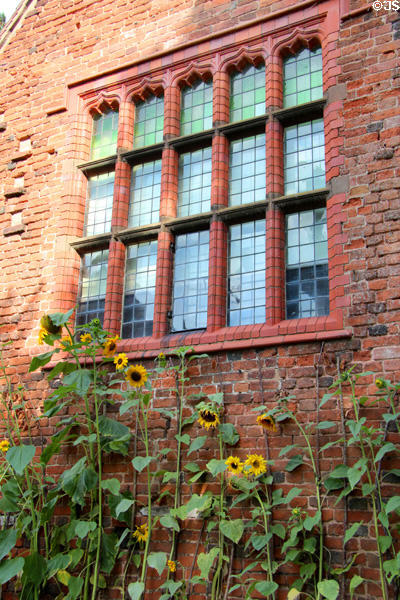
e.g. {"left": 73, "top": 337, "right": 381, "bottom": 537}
{"left": 153, "top": 230, "right": 174, "bottom": 338}
{"left": 117, "top": 98, "right": 135, "bottom": 151}
{"left": 153, "top": 84, "right": 180, "bottom": 336}
{"left": 104, "top": 99, "right": 133, "bottom": 334}
{"left": 265, "top": 52, "right": 285, "bottom": 325}
{"left": 208, "top": 70, "right": 230, "bottom": 330}
{"left": 207, "top": 218, "right": 228, "bottom": 332}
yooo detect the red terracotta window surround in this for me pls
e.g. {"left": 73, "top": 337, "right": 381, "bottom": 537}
{"left": 67, "top": 13, "right": 351, "bottom": 358}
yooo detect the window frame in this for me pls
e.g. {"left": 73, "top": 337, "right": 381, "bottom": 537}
{"left": 68, "top": 28, "right": 350, "bottom": 353}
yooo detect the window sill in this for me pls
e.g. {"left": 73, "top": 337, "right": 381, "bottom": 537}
{"left": 116, "top": 314, "right": 351, "bottom": 358}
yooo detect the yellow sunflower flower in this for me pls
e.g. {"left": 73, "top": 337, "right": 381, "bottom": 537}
{"left": 156, "top": 352, "right": 167, "bottom": 367}
{"left": 125, "top": 365, "right": 148, "bottom": 388}
{"left": 244, "top": 454, "right": 268, "bottom": 477}
{"left": 375, "top": 378, "right": 385, "bottom": 389}
{"left": 133, "top": 523, "right": 148, "bottom": 544}
{"left": 38, "top": 327, "right": 48, "bottom": 345}
{"left": 60, "top": 335, "right": 73, "bottom": 347}
{"left": 198, "top": 408, "right": 220, "bottom": 431}
{"left": 103, "top": 336, "right": 119, "bottom": 357}
{"left": 257, "top": 413, "right": 277, "bottom": 433}
{"left": 167, "top": 560, "right": 176, "bottom": 573}
{"left": 225, "top": 456, "right": 243, "bottom": 474}
{"left": 114, "top": 353, "right": 128, "bottom": 371}
{"left": 0, "top": 440, "right": 10, "bottom": 453}
{"left": 80, "top": 333, "right": 92, "bottom": 344}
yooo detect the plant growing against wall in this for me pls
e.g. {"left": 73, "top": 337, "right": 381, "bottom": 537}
{"left": 1, "top": 312, "right": 400, "bottom": 600}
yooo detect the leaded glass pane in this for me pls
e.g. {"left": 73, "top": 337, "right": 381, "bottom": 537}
{"left": 230, "top": 64, "right": 265, "bottom": 122}
{"left": 228, "top": 220, "right": 265, "bottom": 326}
{"left": 91, "top": 110, "right": 119, "bottom": 160}
{"left": 172, "top": 231, "right": 209, "bottom": 331}
{"left": 229, "top": 134, "right": 265, "bottom": 206}
{"left": 283, "top": 47, "right": 323, "bottom": 108}
{"left": 178, "top": 148, "right": 211, "bottom": 216}
{"left": 134, "top": 95, "right": 164, "bottom": 148}
{"left": 76, "top": 250, "right": 109, "bottom": 326}
{"left": 84, "top": 172, "right": 114, "bottom": 236}
{"left": 128, "top": 160, "right": 161, "bottom": 227}
{"left": 122, "top": 241, "right": 157, "bottom": 338}
{"left": 180, "top": 80, "right": 213, "bottom": 136}
{"left": 286, "top": 207, "right": 329, "bottom": 319}
{"left": 284, "top": 119, "right": 325, "bottom": 195}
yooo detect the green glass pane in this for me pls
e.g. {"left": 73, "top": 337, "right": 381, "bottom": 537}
{"left": 311, "top": 87, "right": 323, "bottom": 101}
{"left": 243, "top": 76, "right": 254, "bottom": 92}
{"left": 254, "top": 87, "right": 265, "bottom": 104}
{"left": 297, "top": 90, "right": 311, "bottom": 104}
{"left": 231, "top": 96, "right": 242, "bottom": 110}
{"left": 242, "top": 106, "right": 255, "bottom": 120}
{"left": 191, "top": 120, "right": 203, "bottom": 133}
{"left": 284, "top": 61, "right": 296, "bottom": 79}
{"left": 284, "top": 79, "right": 296, "bottom": 95}
{"left": 297, "top": 59, "right": 311, "bottom": 76}
{"left": 144, "top": 132, "right": 156, "bottom": 145}
{"left": 311, "top": 71, "right": 323, "bottom": 88}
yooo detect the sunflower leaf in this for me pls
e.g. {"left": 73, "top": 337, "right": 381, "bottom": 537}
{"left": 285, "top": 454, "right": 304, "bottom": 472}
{"left": 206, "top": 459, "right": 226, "bottom": 477}
{"left": 220, "top": 519, "right": 244, "bottom": 544}
{"left": 197, "top": 547, "right": 219, "bottom": 579}
{"left": 187, "top": 436, "right": 207, "bottom": 456}
{"left": 132, "top": 456, "right": 155, "bottom": 472}
{"left": 219, "top": 423, "right": 239, "bottom": 446}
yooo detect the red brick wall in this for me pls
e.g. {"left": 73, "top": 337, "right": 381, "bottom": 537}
{"left": 0, "top": 1, "right": 400, "bottom": 598}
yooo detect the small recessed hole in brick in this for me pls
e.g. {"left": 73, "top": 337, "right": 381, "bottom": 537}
{"left": 14, "top": 176, "right": 24, "bottom": 188}
{"left": 19, "top": 138, "right": 31, "bottom": 152}
{"left": 76, "top": 22, "right": 80, "bottom": 29}
{"left": 11, "top": 212, "right": 22, "bottom": 226}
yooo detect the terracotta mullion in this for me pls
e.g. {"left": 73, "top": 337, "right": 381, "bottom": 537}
{"left": 105, "top": 144, "right": 131, "bottom": 334}
{"left": 160, "top": 147, "right": 178, "bottom": 219}
{"left": 265, "top": 118, "right": 283, "bottom": 198}
{"left": 213, "top": 70, "right": 230, "bottom": 125}
{"left": 207, "top": 219, "right": 227, "bottom": 332}
{"left": 112, "top": 159, "right": 131, "bottom": 230}
{"left": 117, "top": 99, "right": 135, "bottom": 151}
{"left": 266, "top": 55, "right": 282, "bottom": 111}
{"left": 153, "top": 230, "right": 174, "bottom": 338}
{"left": 265, "top": 206, "right": 285, "bottom": 325}
{"left": 103, "top": 239, "right": 126, "bottom": 335}
{"left": 211, "top": 134, "right": 229, "bottom": 209}
{"left": 164, "top": 84, "right": 181, "bottom": 138}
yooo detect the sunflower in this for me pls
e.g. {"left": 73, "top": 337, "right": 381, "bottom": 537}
{"left": 133, "top": 523, "right": 148, "bottom": 544}
{"left": 103, "top": 336, "right": 119, "bottom": 357}
{"left": 40, "top": 314, "right": 62, "bottom": 335}
{"left": 244, "top": 454, "right": 268, "bottom": 477}
{"left": 60, "top": 335, "right": 73, "bottom": 347}
{"left": 0, "top": 440, "right": 10, "bottom": 453}
{"left": 257, "top": 413, "right": 277, "bottom": 433}
{"left": 225, "top": 456, "right": 243, "bottom": 474}
{"left": 38, "top": 327, "right": 48, "bottom": 345}
{"left": 80, "top": 333, "right": 92, "bottom": 344}
{"left": 114, "top": 353, "right": 128, "bottom": 371}
{"left": 125, "top": 365, "right": 148, "bottom": 388}
{"left": 156, "top": 352, "right": 167, "bottom": 367}
{"left": 375, "top": 378, "right": 386, "bottom": 389}
{"left": 167, "top": 560, "right": 176, "bottom": 573}
{"left": 198, "top": 408, "right": 220, "bottom": 431}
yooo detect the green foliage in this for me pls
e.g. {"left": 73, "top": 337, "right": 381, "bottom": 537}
{"left": 1, "top": 317, "right": 400, "bottom": 600}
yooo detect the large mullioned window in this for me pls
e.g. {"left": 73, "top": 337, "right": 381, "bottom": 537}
{"left": 76, "top": 43, "right": 328, "bottom": 337}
